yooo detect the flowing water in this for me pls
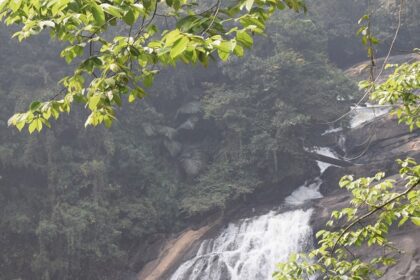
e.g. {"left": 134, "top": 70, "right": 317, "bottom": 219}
{"left": 170, "top": 209, "right": 314, "bottom": 280}
{"left": 170, "top": 135, "right": 354, "bottom": 280}
{"left": 285, "top": 178, "right": 323, "bottom": 206}
{"left": 169, "top": 102, "right": 385, "bottom": 280}
{"left": 169, "top": 176, "right": 325, "bottom": 280}
{"left": 305, "top": 146, "right": 340, "bottom": 173}
{"left": 349, "top": 104, "right": 390, "bottom": 128}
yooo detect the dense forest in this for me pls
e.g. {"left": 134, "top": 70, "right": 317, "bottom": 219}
{"left": 0, "top": 0, "right": 419, "bottom": 279}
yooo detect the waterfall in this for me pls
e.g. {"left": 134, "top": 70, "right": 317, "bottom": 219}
{"left": 170, "top": 209, "right": 314, "bottom": 280}
{"left": 305, "top": 146, "right": 340, "bottom": 173}
{"left": 170, "top": 147, "right": 336, "bottom": 279}
{"left": 285, "top": 178, "right": 323, "bottom": 206}
{"left": 169, "top": 176, "right": 325, "bottom": 280}
{"left": 349, "top": 104, "right": 390, "bottom": 128}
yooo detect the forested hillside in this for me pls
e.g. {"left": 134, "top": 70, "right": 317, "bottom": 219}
{"left": 0, "top": 1, "right": 419, "bottom": 279}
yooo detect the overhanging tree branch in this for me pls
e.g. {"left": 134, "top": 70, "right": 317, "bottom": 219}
{"left": 331, "top": 179, "right": 420, "bottom": 254}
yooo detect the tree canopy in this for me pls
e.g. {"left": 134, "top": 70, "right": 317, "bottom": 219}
{"left": 2, "top": 0, "right": 305, "bottom": 132}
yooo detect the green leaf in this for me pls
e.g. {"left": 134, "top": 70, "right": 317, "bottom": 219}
{"left": 51, "top": 0, "right": 69, "bottom": 14}
{"left": 28, "top": 120, "right": 37, "bottom": 134}
{"left": 100, "top": 4, "right": 123, "bottom": 18}
{"left": 0, "top": 0, "right": 10, "bottom": 12}
{"left": 128, "top": 93, "right": 136, "bottom": 103}
{"left": 123, "top": 9, "right": 136, "bottom": 25}
{"left": 88, "top": 95, "right": 101, "bottom": 111}
{"left": 9, "top": 0, "right": 22, "bottom": 12}
{"left": 143, "top": 74, "right": 154, "bottom": 87}
{"left": 29, "top": 101, "right": 41, "bottom": 111}
{"left": 217, "top": 40, "right": 235, "bottom": 53}
{"left": 165, "top": 29, "right": 182, "bottom": 47}
{"left": 16, "top": 121, "right": 25, "bottom": 131}
{"left": 90, "top": 3, "right": 106, "bottom": 26}
{"left": 398, "top": 216, "right": 408, "bottom": 227}
{"left": 218, "top": 49, "right": 230, "bottom": 61}
{"left": 244, "top": 0, "right": 254, "bottom": 11}
{"left": 411, "top": 217, "right": 420, "bottom": 226}
{"left": 233, "top": 44, "right": 244, "bottom": 57}
{"left": 170, "top": 36, "right": 189, "bottom": 58}
{"left": 104, "top": 115, "right": 112, "bottom": 128}
{"left": 236, "top": 30, "right": 253, "bottom": 48}
{"left": 36, "top": 119, "right": 43, "bottom": 132}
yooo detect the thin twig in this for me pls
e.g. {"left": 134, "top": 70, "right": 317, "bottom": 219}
{"left": 323, "top": 0, "right": 404, "bottom": 126}
{"left": 135, "top": 0, "right": 158, "bottom": 40}
{"left": 201, "top": 0, "right": 221, "bottom": 36}
{"left": 373, "top": 0, "right": 404, "bottom": 83}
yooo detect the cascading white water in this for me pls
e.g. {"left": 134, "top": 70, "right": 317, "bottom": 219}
{"left": 349, "top": 104, "right": 390, "bottom": 128}
{"left": 170, "top": 209, "right": 314, "bottom": 280}
{"left": 170, "top": 146, "right": 338, "bottom": 280}
{"left": 305, "top": 146, "right": 340, "bottom": 173}
{"left": 169, "top": 101, "right": 377, "bottom": 279}
{"left": 285, "top": 178, "right": 323, "bottom": 206}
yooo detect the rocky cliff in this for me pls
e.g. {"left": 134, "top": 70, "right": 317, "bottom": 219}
{"left": 312, "top": 54, "right": 420, "bottom": 280}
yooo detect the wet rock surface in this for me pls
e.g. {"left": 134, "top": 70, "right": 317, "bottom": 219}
{"left": 312, "top": 53, "right": 420, "bottom": 279}
{"left": 301, "top": 53, "right": 420, "bottom": 279}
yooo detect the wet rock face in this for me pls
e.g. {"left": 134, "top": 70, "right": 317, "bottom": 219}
{"left": 175, "top": 101, "right": 201, "bottom": 119}
{"left": 163, "top": 140, "right": 182, "bottom": 158}
{"left": 142, "top": 101, "right": 215, "bottom": 178}
{"left": 344, "top": 53, "right": 420, "bottom": 83}
{"left": 180, "top": 146, "right": 206, "bottom": 177}
{"left": 381, "top": 232, "right": 420, "bottom": 280}
{"left": 343, "top": 115, "right": 419, "bottom": 164}
{"left": 317, "top": 105, "right": 419, "bottom": 196}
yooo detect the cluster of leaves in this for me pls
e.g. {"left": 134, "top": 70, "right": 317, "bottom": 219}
{"left": 1, "top": 0, "right": 306, "bottom": 132}
{"left": 274, "top": 158, "right": 420, "bottom": 280}
{"left": 364, "top": 56, "right": 420, "bottom": 130}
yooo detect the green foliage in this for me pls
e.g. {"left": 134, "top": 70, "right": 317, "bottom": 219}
{"left": 1, "top": 1, "right": 419, "bottom": 279}
{"left": 180, "top": 159, "right": 261, "bottom": 215}
{"left": 1, "top": 0, "right": 306, "bottom": 132}
{"left": 274, "top": 159, "right": 420, "bottom": 280}
{"left": 362, "top": 57, "right": 420, "bottom": 130}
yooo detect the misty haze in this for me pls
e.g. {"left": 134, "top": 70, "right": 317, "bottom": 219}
{"left": 0, "top": 1, "right": 419, "bottom": 280}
